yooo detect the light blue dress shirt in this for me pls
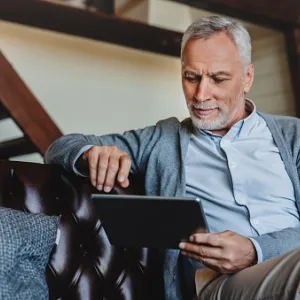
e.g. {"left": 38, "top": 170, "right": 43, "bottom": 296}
{"left": 183, "top": 100, "right": 300, "bottom": 292}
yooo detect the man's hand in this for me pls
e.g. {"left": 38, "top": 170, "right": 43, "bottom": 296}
{"left": 82, "top": 146, "right": 131, "bottom": 192}
{"left": 179, "top": 230, "right": 257, "bottom": 274}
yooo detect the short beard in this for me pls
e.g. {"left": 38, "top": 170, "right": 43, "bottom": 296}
{"left": 188, "top": 104, "right": 228, "bottom": 130}
{"left": 187, "top": 95, "right": 245, "bottom": 131}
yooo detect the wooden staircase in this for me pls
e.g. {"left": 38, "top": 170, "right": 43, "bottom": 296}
{"left": 0, "top": 51, "right": 63, "bottom": 160}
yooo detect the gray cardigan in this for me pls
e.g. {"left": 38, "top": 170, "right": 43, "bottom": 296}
{"left": 45, "top": 113, "right": 300, "bottom": 299}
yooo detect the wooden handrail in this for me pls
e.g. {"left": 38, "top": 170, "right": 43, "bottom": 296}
{"left": 0, "top": 51, "right": 63, "bottom": 155}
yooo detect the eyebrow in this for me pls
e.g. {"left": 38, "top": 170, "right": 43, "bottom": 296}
{"left": 209, "top": 71, "right": 232, "bottom": 77}
{"left": 182, "top": 70, "right": 232, "bottom": 77}
{"left": 183, "top": 70, "right": 198, "bottom": 76}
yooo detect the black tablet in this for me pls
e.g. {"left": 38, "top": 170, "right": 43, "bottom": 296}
{"left": 91, "top": 194, "right": 209, "bottom": 249}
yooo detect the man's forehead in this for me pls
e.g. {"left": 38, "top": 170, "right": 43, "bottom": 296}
{"left": 181, "top": 61, "right": 238, "bottom": 75}
{"left": 182, "top": 34, "right": 241, "bottom": 66}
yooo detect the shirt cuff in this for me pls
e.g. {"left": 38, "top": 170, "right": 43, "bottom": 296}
{"left": 72, "top": 145, "right": 94, "bottom": 177}
{"left": 248, "top": 237, "right": 264, "bottom": 264}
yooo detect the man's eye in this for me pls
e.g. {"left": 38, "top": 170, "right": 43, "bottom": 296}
{"left": 214, "top": 78, "right": 226, "bottom": 83}
{"left": 185, "top": 77, "right": 198, "bottom": 82}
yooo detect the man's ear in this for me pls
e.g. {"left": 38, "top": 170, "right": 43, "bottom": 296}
{"left": 244, "top": 64, "right": 254, "bottom": 94}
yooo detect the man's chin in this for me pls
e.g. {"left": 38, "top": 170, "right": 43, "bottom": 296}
{"left": 190, "top": 115, "right": 222, "bottom": 131}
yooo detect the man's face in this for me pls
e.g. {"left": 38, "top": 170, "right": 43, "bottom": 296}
{"left": 181, "top": 32, "right": 254, "bottom": 132}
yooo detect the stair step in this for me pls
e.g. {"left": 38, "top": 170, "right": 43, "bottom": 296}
{"left": 0, "top": 102, "right": 9, "bottom": 121}
{"left": 0, "top": 137, "right": 37, "bottom": 159}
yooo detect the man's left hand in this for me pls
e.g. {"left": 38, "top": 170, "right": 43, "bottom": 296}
{"left": 179, "top": 230, "right": 257, "bottom": 274}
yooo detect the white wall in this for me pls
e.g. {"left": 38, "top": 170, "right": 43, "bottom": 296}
{"left": 249, "top": 30, "right": 295, "bottom": 115}
{"left": 121, "top": 0, "right": 149, "bottom": 22}
{"left": 0, "top": 21, "right": 187, "bottom": 130}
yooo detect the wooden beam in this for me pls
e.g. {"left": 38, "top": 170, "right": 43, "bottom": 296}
{"left": 171, "top": 0, "right": 300, "bottom": 30}
{"left": 285, "top": 28, "right": 300, "bottom": 117}
{"left": 0, "top": 51, "right": 63, "bottom": 155}
{"left": 0, "top": 137, "right": 37, "bottom": 159}
{"left": 0, "top": 0, "right": 182, "bottom": 57}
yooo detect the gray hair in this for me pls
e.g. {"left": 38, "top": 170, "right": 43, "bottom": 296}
{"left": 181, "top": 16, "right": 252, "bottom": 70}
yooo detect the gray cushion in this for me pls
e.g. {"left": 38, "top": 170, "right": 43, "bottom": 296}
{"left": 0, "top": 207, "right": 59, "bottom": 300}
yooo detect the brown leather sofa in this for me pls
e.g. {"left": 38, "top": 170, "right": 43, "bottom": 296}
{"left": 0, "top": 160, "right": 165, "bottom": 300}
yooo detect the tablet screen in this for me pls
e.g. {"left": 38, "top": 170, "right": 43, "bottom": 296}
{"left": 91, "top": 194, "right": 209, "bottom": 249}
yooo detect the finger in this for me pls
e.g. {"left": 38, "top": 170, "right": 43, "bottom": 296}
{"left": 103, "top": 155, "right": 120, "bottom": 192}
{"left": 88, "top": 151, "right": 100, "bottom": 187}
{"left": 96, "top": 152, "right": 110, "bottom": 190}
{"left": 189, "top": 233, "right": 222, "bottom": 247}
{"left": 181, "top": 251, "right": 220, "bottom": 270}
{"left": 120, "top": 177, "right": 130, "bottom": 188}
{"left": 179, "top": 242, "right": 222, "bottom": 259}
{"left": 181, "top": 250, "right": 201, "bottom": 261}
{"left": 117, "top": 154, "right": 131, "bottom": 183}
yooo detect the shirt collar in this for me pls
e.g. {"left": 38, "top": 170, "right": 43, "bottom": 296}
{"left": 197, "top": 99, "right": 258, "bottom": 140}
{"left": 238, "top": 99, "right": 258, "bottom": 138}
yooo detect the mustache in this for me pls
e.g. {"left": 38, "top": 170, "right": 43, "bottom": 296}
{"left": 189, "top": 102, "right": 219, "bottom": 110}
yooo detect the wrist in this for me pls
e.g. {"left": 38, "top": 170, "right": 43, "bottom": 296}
{"left": 248, "top": 238, "right": 258, "bottom": 266}
{"left": 250, "top": 254, "right": 257, "bottom": 266}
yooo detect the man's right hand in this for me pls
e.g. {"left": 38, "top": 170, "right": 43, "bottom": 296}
{"left": 82, "top": 146, "right": 131, "bottom": 192}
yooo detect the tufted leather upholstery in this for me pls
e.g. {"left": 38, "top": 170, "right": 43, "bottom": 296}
{"left": 0, "top": 160, "right": 165, "bottom": 300}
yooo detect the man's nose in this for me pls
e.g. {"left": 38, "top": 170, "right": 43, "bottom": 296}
{"left": 195, "top": 78, "right": 212, "bottom": 102}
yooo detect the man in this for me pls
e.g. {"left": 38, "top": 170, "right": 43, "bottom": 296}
{"left": 45, "top": 16, "right": 300, "bottom": 299}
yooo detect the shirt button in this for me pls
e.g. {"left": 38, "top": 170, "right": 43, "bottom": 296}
{"left": 253, "top": 219, "right": 259, "bottom": 225}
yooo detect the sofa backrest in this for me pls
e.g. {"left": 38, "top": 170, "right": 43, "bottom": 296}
{"left": 0, "top": 160, "right": 165, "bottom": 300}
